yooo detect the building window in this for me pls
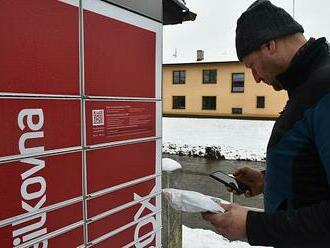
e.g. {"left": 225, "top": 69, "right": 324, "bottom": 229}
{"left": 257, "top": 96, "right": 265, "bottom": 108}
{"left": 202, "top": 96, "right": 217, "bottom": 110}
{"left": 203, "top": 69, "right": 217, "bottom": 84}
{"left": 232, "top": 108, "right": 242, "bottom": 115}
{"left": 232, "top": 73, "right": 244, "bottom": 93}
{"left": 172, "top": 96, "right": 185, "bottom": 109}
{"left": 173, "top": 70, "right": 186, "bottom": 84}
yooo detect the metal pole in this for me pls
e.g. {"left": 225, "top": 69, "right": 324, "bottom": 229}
{"left": 293, "top": 0, "right": 295, "bottom": 18}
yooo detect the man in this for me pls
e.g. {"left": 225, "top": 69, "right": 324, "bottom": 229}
{"left": 203, "top": 0, "right": 330, "bottom": 247}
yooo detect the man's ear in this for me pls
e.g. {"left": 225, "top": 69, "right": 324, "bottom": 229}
{"left": 261, "top": 40, "right": 276, "bottom": 55}
{"left": 265, "top": 40, "right": 277, "bottom": 55}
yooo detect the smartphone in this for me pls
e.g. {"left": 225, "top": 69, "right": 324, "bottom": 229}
{"left": 210, "top": 171, "right": 250, "bottom": 194}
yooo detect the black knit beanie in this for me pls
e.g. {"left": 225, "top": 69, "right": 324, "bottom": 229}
{"left": 236, "top": 0, "right": 304, "bottom": 61}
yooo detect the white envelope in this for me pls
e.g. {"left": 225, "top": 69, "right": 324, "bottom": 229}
{"left": 163, "top": 188, "right": 225, "bottom": 213}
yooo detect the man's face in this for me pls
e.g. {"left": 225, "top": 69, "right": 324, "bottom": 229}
{"left": 242, "top": 49, "right": 283, "bottom": 91}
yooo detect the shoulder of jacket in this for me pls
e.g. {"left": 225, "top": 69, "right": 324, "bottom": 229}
{"left": 309, "top": 57, "right": 330, "bottom": 85}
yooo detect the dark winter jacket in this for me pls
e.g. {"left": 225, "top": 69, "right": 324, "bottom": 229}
{"left": 246, "top": 38, "right": 330, "bottom": 248}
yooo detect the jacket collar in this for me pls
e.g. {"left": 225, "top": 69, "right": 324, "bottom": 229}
{"left": 276, "top": 37, "right": 329, "bottom": 98}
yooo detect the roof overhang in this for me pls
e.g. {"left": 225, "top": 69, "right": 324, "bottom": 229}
{"left": 102, "top": 0, "right": 196, "bottom": 25}
{"left": 163, "top": 0, "right": 197, "bottom": 25}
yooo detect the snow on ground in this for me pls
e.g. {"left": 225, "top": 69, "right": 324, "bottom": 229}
{"left": 162, "top": 117, "right": 275, "bottom": 161}
{"left": 183, "top": 225, "right": 269, "bottom": 248}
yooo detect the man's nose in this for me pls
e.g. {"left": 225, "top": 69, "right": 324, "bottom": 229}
{"left": 252, "top": 69, "right": 262, "bottom": 83}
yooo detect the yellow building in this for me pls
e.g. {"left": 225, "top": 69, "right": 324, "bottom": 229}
{"left": 163, "top": 54, "right": 288, "bottom": 119}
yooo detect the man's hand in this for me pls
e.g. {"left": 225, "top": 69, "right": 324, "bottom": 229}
{"left": 202, "top": 203, "right": 248, "bottom": 241}
{"left": 228, "top": 167, "right": 264, "bottom": 197}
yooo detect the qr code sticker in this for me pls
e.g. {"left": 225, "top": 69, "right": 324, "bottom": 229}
{"left": 92, "top": 110, "right": 104, "bottom": 126}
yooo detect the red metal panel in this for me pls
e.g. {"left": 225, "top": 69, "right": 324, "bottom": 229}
{"left": 84, "top": 9, "right": 156, "bottom": 98}
{"left": 88, "top": 199, "right": 156, "bottom": 242}
{"left": 47, "top": 227, "right": 84, "bottom": 248}
{"left": 92, "top": 225, "right": 156, "bottom": 248}
{"left": 0, "top": 202, "right": 82, "bottom": 247}
{"left": 86, "top": 141, "right": 156, "bottom": 194}
{"left": 86, "top": 101, "right": 156, "bottom": 145}
{"left": 0, "top": 152, "right": 82, "bottom": 221}
{"left": 0, "top": 0, "right": 79, "bottom": 95}
{"left": 88, "top": 179, "right": 156, "bottom": 218}
{"left": 0, "top": 98, "right": 81, "bottom": 159}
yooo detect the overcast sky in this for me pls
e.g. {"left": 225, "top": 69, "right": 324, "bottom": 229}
{"left": 163, "top": 0, "right": 330, "bottom": 62}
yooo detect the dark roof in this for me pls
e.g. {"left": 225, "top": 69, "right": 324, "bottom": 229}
{"left": 163, "top": 55, "right": 240, "bottom": 65}
{"left": 163, "top": 60, "right": 240, "bottom": 66}
{"left": 163, "top": 0, "right": 197, "bottom": 25}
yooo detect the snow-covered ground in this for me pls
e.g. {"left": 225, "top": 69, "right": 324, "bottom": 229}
{"left": 162, "top": 117, "right": 275, "bottom": 161}
{"left": 183, "top": 225, "right": 268, "bottom": 248}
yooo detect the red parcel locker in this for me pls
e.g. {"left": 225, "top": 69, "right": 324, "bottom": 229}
{"left": 0, "top": 0, "right": 164, "bottom": 247}
{"left": 92, "top": 225, "right": 156, "bottom": 248}
{"left": 0, "top": 151, "right": 82, "bottom": 222}
{"left": 88, "top": 200, "right": 157, "bottom": 243}
{"left": 85, "top": 101, "right": 156, "bottom": 146}
{"left": 86, "top": 141, "right": 159, "bottom": 246}
{"left": 87, "top": 179, "right": 157, "bottom": 219}
{"left": 0, "top": 202, "right": 83, "bottom": 247}
{"left": 0, "top": 98, "right": 81, "bottom": 161}
{"left": 0, "top": 0, "right": 80, "bottom": 95}
{"left": 47, "top": 227, "right": 84, "bottom": 248}
{"left": 87, "top": 180, "right": 158, "bottom": 246}
{"left": 84, "top": 8, "right": 156, "bottom": 98}
{"left": 86, "top": 141, "right": 156, "bottom": 194}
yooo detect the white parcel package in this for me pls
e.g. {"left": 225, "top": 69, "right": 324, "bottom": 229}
{"left": 163, "top": 188, "right": 225, "bottom": 213}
